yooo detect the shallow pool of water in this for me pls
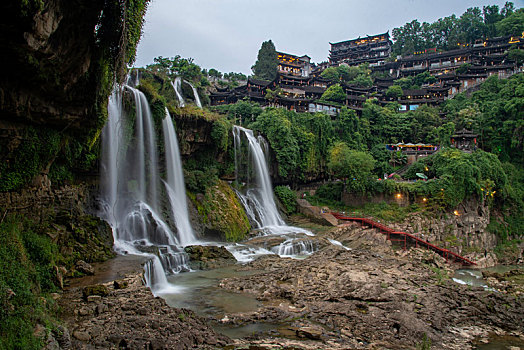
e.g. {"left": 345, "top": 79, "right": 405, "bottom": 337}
{"left": 159, "top": 266, "right": 262, "bottom": 319}
{"left": 474, "top": 334, "right": 524, "bottom": 349}
{"left": 452, "top": 269, "right": 488, "bottom": 288}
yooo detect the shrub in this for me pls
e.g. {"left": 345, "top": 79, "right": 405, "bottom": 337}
{"left": 274, "top": 186, "right": 297, "bottom": 214}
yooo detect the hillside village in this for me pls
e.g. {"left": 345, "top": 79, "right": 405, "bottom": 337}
{"left": 210, "top": 31, "right": 524, "bottom": 116}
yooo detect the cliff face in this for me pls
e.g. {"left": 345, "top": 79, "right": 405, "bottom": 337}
{"left": 0, "top": 0, "right": 109, "bottom": 130}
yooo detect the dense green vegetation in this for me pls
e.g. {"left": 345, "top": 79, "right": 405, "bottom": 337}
{"left": 392, "top": 3, "right": 521, "bottom": 56}
{"left": 0, "top": 219, "right": 60, "bottom": 349}
{"left": 274, "top": 186, "right": 297, "bottom": 214}
{"left": 321, "top": 64, "right": 373, "bottom": 88}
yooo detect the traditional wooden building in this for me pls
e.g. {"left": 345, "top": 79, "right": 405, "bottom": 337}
{"left": 451, "top": 129, "right": 478, "bottom": 152}
{"left": 277, "top": 52, "right": 312, "bottom": 77}
{"left": 329, "top": 32, "right": 392, "bottom": 66}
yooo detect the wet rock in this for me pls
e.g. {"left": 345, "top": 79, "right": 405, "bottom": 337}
{"left": 82, "top": 284, "right": 109, "bottom": 300}
{"left": 184, "top": 245, "right": 236, "bottom": 269}
{"left": 296, "top": 325, "right": 323, "bottom": 340}
{"left": 220, "top": 239, "right": 524, "bottom": 349}
{"left": 86, "top": 295, "right": 101, "bottom": 303}
{"left": 96, "top": 303, "right": 108, "bottom": 315}
{"left": 59, "top": 274, "right": 230, "bottom": 349}
{"left": 113, "top": 279, "right": 128, "bottom": 289}
{"left": 75, "top": 260, "right": 94, "bottom": 275}
{"left": 43, "top": 332, "right": 59, "bottom": 350}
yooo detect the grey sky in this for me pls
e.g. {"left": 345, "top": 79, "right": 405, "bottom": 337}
{"left": 135, "top": 0, "right": 521, "bottom": 74}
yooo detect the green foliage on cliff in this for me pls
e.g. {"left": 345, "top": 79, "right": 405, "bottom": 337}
{"left": 250, "top": 108, "right": 334, "bottom": 181}
{"left": 0, "top": 219, "right": 60, "bottom": 350}
{"left": 400, "top": 149, "right": 509, "bottom": 209}
{"left": 328, "top": 142, "right": 376, "bottom": 194}
{"left": 0, "top": 127, "right": 61, "bottom": 191}
{"left": 442, "top": 73, "right": 524, "bottom": 164}
{"left": 274, "top": 186, "right": 297, "bottom": 214}
{"left": 321, "top": 64, "right": 372, "bottom": 88}
{"left": 190, "top": 180, "right": 250, "bottom": 241}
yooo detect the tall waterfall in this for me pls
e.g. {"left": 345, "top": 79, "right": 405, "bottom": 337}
{"left": 162, "top": 108, "right": 196, "bottom": 246}
{"left": 233, "top": 126, "right": 285, "bottom": 228}
{"left": 100, "top": 85, "right": 193, "bottom": 294}
{"left": 233, "top": 126, "right": 312, "bottom": 236}
{"left": 184, "top": 80, "right": 202, "bottom": 108}
{"left": 172, "top": 77, "right": 185, "bottom": 107}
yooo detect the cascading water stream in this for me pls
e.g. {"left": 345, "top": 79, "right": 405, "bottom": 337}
{"left": 184, "top": 79, "right": 202, "bottom": 108}
{"left": 172, "top": 77, "right": 185, "bottom": 107}
{"left": 233, "top": 126, "right": 286, "bottom": 229}
{"left": 232, "top": 125, "right": 316, "bottom": 258}
{"left": 162, "top": 108, "right": 197, "bottom": 246}
{"left": 100, "top": 85, "right": 192, "bottom": 294}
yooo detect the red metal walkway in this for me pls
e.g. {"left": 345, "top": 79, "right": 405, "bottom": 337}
{"left": 331, "top": 213, "right": 476, "bottom": 266}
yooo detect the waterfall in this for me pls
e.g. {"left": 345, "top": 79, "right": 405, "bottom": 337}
{"left": 100, "top": 85, "right": 191, "bottom": 294}
{"left": 184, "top": 80, "right": 202, "bottom": 108}
{"left": 233, "top": 126, "right": 285, "bottom": 228}
{"left": 172, "top": 77, "right": 185, "bottom": 107}
{"left": 162, "top": 108, "right": 197, "bottom": 246}
{"left": 233, "top": 125, "right": 312, "bottom": 236}
{"left": 271, "top": 239, "right": 317, "bottom": 257}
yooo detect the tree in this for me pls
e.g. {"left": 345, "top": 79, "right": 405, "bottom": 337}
{"left": 320, "top": 67, "right": 340, "bottom": 83}
{"left": 457, "top": 7, "right": 487, "bottom": 44}
{"left": 252, "top": 40, "right": 278, "bottom": 81}
{"left": 328, "top": 142, "right": 376, "bottom": 192}
{"left": 320, "top": 84, "right": 346, "bottom": 104}
{"left": 392, "top": 20, "right": 429, "bottom": 56}
{"left": 386, "top": 85, "right": 403, "bottom": 99}
{"left": 394, "top": 77, "right": 414, "bottom": 90}
{"left": 208, "top": 68, "right": 222, "bottom": 80}
{"left": 496, "top": 8, "right": 524, "bottom": 36}
{"left": 483, "top": 5, "right": 502, "bottom": 37}
{"left": 507, "top": 48, "right": 524, "bottom": 65}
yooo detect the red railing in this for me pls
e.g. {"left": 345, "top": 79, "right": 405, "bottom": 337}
{"left": 331, "top": 213, "right": 476, "bottom": 266}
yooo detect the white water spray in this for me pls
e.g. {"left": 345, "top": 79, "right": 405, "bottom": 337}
{"left": 162, "top": 109, "right": 197, "bottom": 246}
{"left": 184, "top": 80, "right": 202, "bottom": 108}
{"left": 233, "top": 125, "right": 313, "bottom": 241}
{"left": 101, "top": 85, "right": 192, "bottom": 294}
{"left": 172, "top": 77, "right": 185, "bottom": 107}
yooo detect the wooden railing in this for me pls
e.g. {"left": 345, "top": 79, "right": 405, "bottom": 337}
{"left": 331, "top": 213, "right": 476, "bottom": 266}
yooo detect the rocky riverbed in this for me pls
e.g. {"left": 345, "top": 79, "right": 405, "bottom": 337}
{"left": 54, "top": 224, "right": 524, "bottom": 350}
{"left": 218, "top": 224, "right": 524, "bottom": 349}
{"left": 56, "top": 255, "right": 230, "bottom": 349}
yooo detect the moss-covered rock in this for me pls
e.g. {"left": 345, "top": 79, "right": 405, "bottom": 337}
{"left": 184, "top": 245, "right": 236, "bottom": 270}
{"left": 190, "top": 180, "right": 250, "bottom": 242}
{"left": 82, "top": 284, "right": 109, "bottom": 300}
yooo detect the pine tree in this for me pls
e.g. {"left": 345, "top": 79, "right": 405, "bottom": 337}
{"left": 251, "top": 40, "right": 278, "bottom": 81}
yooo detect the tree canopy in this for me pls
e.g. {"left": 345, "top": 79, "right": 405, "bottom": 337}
{"left": 392, "top": 2, "right": 518, "bottom": 56}
{"left": 251, "top": 40, "right": 278, "bottom": 81}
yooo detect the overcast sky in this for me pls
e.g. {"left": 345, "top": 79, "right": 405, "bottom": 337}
{"left": 134, "top": 0, "right": 522, "bottom": 74}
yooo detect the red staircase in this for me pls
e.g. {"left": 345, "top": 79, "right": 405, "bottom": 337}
{"left": 331, "top": 213, "right": 476, "bottom": 266}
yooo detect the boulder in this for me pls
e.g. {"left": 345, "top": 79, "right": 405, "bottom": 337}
{"left": 75, "top": 260, "right": 94, "bottom": 275}
{"left": 82, "top": 284, "right": 109, "bottom": 300}
{"left": 184, "top": 245, "right": 236, "bottom": 269}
